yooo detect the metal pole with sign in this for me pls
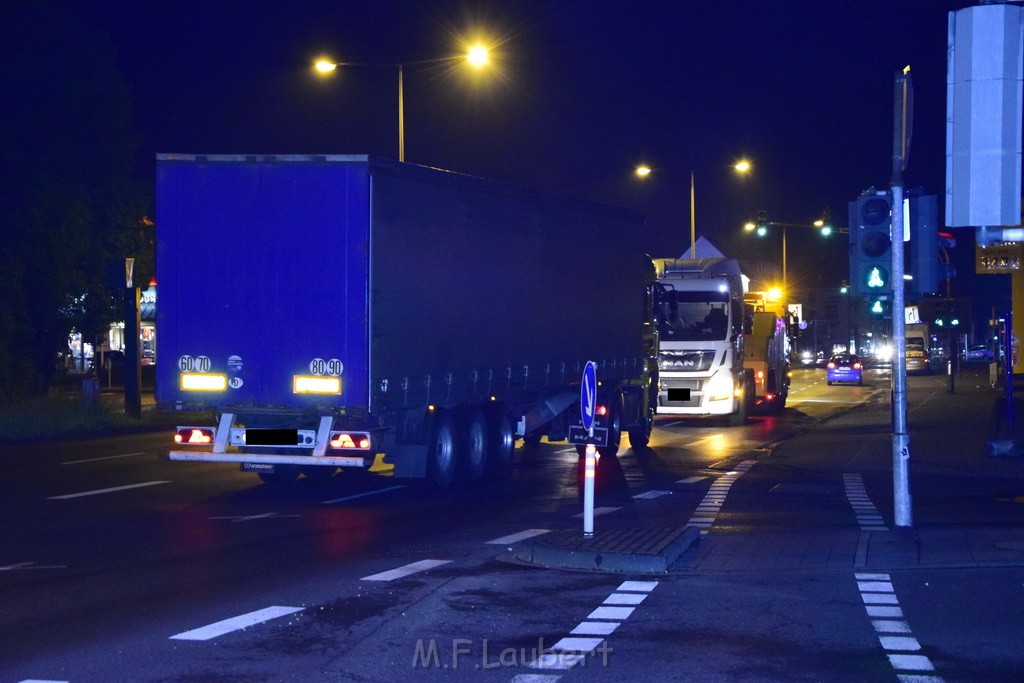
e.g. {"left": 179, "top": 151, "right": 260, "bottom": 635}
{"left": 581, "top": 361, "right": 598, "bottom": 537}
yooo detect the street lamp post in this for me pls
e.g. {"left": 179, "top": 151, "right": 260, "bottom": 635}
{"left": 744, "top": 215, "right": 843, "bottom": 293}
{"left": 636, "top": 160, "right": 751, "bottom": 259}
{"left": 314, "top": 45, "right": 490, "bottom": 163}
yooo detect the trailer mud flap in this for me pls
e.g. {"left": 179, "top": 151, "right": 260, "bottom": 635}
{"left": 568, "top": 425, "right": 609, "bottom": 447}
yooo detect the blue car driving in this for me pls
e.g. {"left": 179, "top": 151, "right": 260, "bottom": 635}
{"left": 827, "top": 353, "right": 863, "bottom": 386}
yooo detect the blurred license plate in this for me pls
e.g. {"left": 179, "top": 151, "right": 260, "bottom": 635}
{"left": 668, "top": 388, "right": 691, "bottom": 401}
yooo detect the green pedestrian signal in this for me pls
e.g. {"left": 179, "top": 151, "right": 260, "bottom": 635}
{"left": 865, "top": 266, "right": 888, "bottom": 289}
{"left": 849, "top": 191, "right": 893, "bottom": 296}
{"left": 871, "top": 300, "right": 884, "bottom": 314}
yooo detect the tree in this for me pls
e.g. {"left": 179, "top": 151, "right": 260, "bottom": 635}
{"left": 0, "top": 1, "right": 149, "bottom": 398}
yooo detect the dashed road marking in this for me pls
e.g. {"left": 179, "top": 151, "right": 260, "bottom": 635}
{"left": 675, "top": 476, "right": 708, "bottom": 484}
{"left": 487, "top": 529, "right": 551, "bottom": 545}
{"left": 360, "top": 559, "right": 451, "bottom": 582}
{"left": 208, "top": 512, "right": 302, "bottom": 522}
{"left": 322, "top": 484, "right": 405, "bottom": 505}
{"left": 572, "top": 506, "right": 621, "bottom": 519}
{"left": 170, "top": 605, "right": 303, "bottom": 641}
{"left": 0, "top": 561, "right": 66, "bottom": 571}
{"left": 844, "top": 473, "right": 889, "bottom": 531}
{"left": 632, "top": 490, "right": 672, "bottom": 500}
{"left": 61, "top": 452, "right": 146, "bottom": 465}
{"left": 48, "top": 480, "right": 170, "bottom": 500}
{"left": 855, "top": 573, "right": 942, "bottom": 680}
{"left": 686, "top": 460, "right": 755, "bottom": 535}
{"left": 527, "top": 580, "right": 658, "bottom": 673}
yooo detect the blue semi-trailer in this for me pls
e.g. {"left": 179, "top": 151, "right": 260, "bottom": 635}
{"left": 160, "top": 154, "right": 656, "bottom": 486}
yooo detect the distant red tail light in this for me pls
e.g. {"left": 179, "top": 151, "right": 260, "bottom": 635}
{"left": 596, "top": 405, "right": 608, "bottom": 417}
{"left": 853, "top": 362, "right": 862, "bottom": 370}
{"left": 827, "top": 362, "right": 836, "bottom": 369}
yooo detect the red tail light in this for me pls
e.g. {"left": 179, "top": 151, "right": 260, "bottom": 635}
{"left": 853, "top": 362, "right": 862, "bottom": 370}
{"left": 596, "top": 405, "right": 608, "bottom": 417}
{"left": 329, "top": 431, "right": 372, "bottom": 450}
{"left": 174, "top": 427, "right": 214, "bottom": 444}
{"left": 827, "top": 362, "right": 836, "bottom": 369}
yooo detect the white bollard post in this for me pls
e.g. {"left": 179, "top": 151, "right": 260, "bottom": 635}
{"left": 583, "top": 443, "right": 597, "bottom": 536}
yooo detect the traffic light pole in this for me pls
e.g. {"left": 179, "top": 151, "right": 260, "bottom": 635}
{"left": 890, "top": 183, "right": 912, "bottom": 528}
{"left": 891, "top": 67, "right": 913, "bottom": 529}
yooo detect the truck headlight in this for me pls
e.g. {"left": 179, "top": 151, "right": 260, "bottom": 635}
{"left": 706, "top": 370, "right": 734, "bottom": 401}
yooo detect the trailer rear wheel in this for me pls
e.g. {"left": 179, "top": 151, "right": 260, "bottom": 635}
{"left": 427, "top": 413, "right": 457, "bottom": 487}
{"left": 485, "top": 405, "right": 515, "bottom": 478}
{"left": 458, "top": 408, "right": 489, "bottom": 481}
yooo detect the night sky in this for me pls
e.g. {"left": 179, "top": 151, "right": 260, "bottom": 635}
{"left": 19, "top": 1, "right": 1008, "bottom": 307}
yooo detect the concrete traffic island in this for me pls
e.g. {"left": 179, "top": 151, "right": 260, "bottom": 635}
{"left": 511, "top": 526, "right": 700, "bottom": 573}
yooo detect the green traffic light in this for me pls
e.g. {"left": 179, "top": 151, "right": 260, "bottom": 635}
{"left": 864, "top": 266, "right": 888, "bottom": 289}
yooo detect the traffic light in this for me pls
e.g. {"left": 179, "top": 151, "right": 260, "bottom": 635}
{"left": 849, "top": 190, "right": 893, "bottom": 296}
{"left": 908, "top": 194, "right": 939, "bottom": 295}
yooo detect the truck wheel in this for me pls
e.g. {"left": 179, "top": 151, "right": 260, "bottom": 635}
{"left": 485, "top": 405, "right": 515, "bottom": 478}
{"left": 458, "top": 408, "right": 488, "bottom": 481}
{"left": 627, "top": 405, "right": 653, "bottom": 448}
{"left": 728, "top": 385, "right": 748, "bottom": 426}
{"left": 427, "top": 413, "right": 457, "bottom": 487}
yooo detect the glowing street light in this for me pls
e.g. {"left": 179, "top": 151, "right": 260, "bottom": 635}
{"left": 314, "top": 44, "right": 493, "bottom": 162}
{"left": 635, "top": 159, "right": 752, "bottom": 259}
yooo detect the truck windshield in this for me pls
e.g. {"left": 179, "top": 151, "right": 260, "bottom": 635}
{"left": 657, "top": 290, "right": 731, "bottom": 342}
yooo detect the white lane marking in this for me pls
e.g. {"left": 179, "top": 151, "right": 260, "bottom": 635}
{"left": 897, "top": 676, "right": 945, "bottom": 683}
{"left": 530, "top": 652, "right": 586, "bottom": 670}
{"left": 617, "top": 580, "right": 658, "bottom": 592}
{"left": 360, "top": 559, "right": 450, "bottom": 582}
{"left": 551, "top": 636, "right": 604, "bottom": 652}
{"left": 322, "top": 484, "right": 405, "bottom": 505}
{"left": 855, "top": 573, "right": 942, "bottom": 679}
{"left": 510, "top": 675, "right": 562, "bottom": 683}
{"left": 19, "top": 679, "right": 68, "bottom": 682}
{"left": 208, "top": 512, "right": 302, "bottom": 522}
{"left": 61, "top": 452, "right": 146, "bottom": 465}
{"left": 844, "top": 473, "right": 890, "bottom": 531}
{"left": 529, "top": 581, "right": 658, "bottom": 673}
{"left": 676, "top": 476, "right": 708, "bottom": 484}
{"left": 632, "top": 490, "right": 672, "bottom": 500}
{"left": 556, "top": 447, "right": 577, "bottom": 454}
{"left": 570, "top": 621, "right": 619, "bottom": 635}
{"left": 686, "top": 459, "right": 755, "bottom": 535}
{"left": 572, "top": 506, "right": 620, "bottom": 518}
{"left": 587, "top": 606, "right": 634, "bottom": 620}
{"left": 873, "top": 620, "right": 913, "bottom": 633}
{"left": 486, "top": 529, "right": 551, "bottom": 545}
{"left": 888, "top": 654, "right": 936, "bottom": 671}
{"left": 602, "top": 593, "right": 647, "bottom": 605}
{"left": 48, "top": 481, "right": 170, "bottom": 500}
{"left": 170, "top": 605, "right": 302, "bottom": 641}
{"left": 0, "top": 561, "right": 66, "bottom": 571}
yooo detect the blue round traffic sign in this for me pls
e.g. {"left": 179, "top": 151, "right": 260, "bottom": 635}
{"left": 581, "top": 361, "right": 598, "bottom": 431}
